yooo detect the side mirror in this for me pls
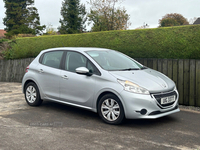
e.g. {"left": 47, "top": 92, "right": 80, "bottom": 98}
{"left": 76, "top": 67, "right": 92, "bottom": 76}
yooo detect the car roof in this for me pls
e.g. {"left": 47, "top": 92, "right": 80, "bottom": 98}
{"left": 41, "top": 47, "right": 112, "bottom": 53}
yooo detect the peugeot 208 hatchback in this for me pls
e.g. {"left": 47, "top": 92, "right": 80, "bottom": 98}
{"left": 22, "top": 47, "right": 180, "bottom": 124}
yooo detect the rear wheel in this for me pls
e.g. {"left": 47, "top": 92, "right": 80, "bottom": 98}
{"left": 25, "top": 82, "right": 42, "bottom": 106}
{"left": 98, "top": 94, "right": 124, "bottom": 125}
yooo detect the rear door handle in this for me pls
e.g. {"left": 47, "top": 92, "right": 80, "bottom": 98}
{"left": 62, "top": 75, "right": 68, "bottom": 80}
{"left": 39, "top": 69, "right": 44, "bottom": 73}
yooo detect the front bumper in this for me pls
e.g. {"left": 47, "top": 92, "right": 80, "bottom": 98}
{"left": 120, "top": 89, "right": 180, "bottom": 119}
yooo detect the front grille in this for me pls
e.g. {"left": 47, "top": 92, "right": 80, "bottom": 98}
{"left": 152, "top": 90, "right": 178, "bottom": 108}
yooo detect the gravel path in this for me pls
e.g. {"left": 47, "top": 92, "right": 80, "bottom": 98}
{"left": 179, "top": 105, "right": 200, "bottom": 112}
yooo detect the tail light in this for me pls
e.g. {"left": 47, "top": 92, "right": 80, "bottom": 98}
{"left": 26, "top": 65, "right": 29, "bottom": 73}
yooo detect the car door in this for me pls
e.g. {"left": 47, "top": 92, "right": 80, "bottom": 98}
{"left": 60, "top": 51, "right": 98, "bottom": 107}
{"left": 36, "top": 50, "right": 64, "bottom": 100}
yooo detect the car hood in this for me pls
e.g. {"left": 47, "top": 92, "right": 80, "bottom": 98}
{"left": 109, "top": 69, "right": 175, "bottom": 93}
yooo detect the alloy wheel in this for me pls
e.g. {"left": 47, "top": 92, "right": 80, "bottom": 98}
{"left": 101, "top": 98, "right": 120, "bottom": 121}
{"left": 26, "top": 85, "right": 37, "bottom": 103}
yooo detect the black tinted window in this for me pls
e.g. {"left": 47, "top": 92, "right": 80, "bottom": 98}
{"left": 41, "top": 51, "right": 63, "bottom": 69}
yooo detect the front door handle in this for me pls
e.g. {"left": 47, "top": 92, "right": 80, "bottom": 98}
{"left": 62, "top": 75, "right": 68, "bottom": 80}
{"left": 39, "top": 69, "right": 44, "bottom": 73}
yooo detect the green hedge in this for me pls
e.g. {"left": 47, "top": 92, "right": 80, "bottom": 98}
{"left": 3, "top": 25, "right": 200, "bottom": 59}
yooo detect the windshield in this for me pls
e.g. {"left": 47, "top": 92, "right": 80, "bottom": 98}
{"left": 86, "top": 50, "right": 144, "bottom": 71}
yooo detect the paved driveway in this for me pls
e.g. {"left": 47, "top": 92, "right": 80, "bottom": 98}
{"left": 0, "top": 82, "right": 200, "bottom": 150}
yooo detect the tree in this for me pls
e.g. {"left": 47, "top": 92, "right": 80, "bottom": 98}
{"left": 45, "top": 23, "right": 57, "bottom": 35}
{"left": 159, "top": 13, "right": 189, "bottom": 27}
{"left": 3, "top": 0, "right": 45, "bottom": 37}
{"left": 58, "top": 0, "right": 87, "bottom": 34}
{"left": 88, "top": 0, "right": 131, "bottom": 32}
{"left": 189, "top": 17, "right": 197, "bottom": 24}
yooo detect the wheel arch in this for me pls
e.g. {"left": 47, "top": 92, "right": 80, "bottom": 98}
{"left": 96, "top": 90, "right": 126, "bottom": 115}
{"left": 23, "top": 80, "right": 33, "bottom": 93}
{"left": 23, "top": 80, "right": 42, "bottom": 99}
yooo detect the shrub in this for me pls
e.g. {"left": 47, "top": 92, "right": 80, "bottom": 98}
{"left": 3, "top": 25, "right": 200, "bottom": 59}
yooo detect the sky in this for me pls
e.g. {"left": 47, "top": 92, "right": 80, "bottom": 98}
{"left": 0, "top": 0, "right": 199, "bottom": 31}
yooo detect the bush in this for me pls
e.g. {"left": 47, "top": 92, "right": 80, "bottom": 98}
{"left": 0, "top": 38, "right": 13, "bottom": 59}
{"left": 0, "top": 38, "right": 9, "bottom": 44}
{"left": 3, "top": 25, "right": 200, "bottom": 59}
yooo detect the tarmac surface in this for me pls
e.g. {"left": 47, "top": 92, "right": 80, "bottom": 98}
{"left": 0, "top": 82, "right": 200, "bottom": 150}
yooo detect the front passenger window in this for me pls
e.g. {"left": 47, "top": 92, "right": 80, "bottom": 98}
{"left": 65, "top": 51, "right": 100, "bottom": 75}
{"left": 65, "top": 52, "right": 87, "bottom": 72}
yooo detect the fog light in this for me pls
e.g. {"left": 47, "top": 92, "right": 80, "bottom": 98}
{"left": 140, "top": 109, "right": 147, "bottom": 115}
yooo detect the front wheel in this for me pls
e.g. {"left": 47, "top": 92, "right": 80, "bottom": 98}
{"left": 98, "top": 94, "right": 125, "bottom": 125}
{"left": 25, "top": 82, "right": 43, "bottom": 106}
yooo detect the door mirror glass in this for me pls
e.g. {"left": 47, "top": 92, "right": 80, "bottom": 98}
{"left": 76, "top": 67, "right": 92, "bottom": 76}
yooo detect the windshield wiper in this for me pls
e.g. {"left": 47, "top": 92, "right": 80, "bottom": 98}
{"left": 120, "top": 68, "right": 140, "bottom": 71}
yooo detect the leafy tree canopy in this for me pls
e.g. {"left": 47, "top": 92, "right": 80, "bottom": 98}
{"left": 3, "top": 0, "right": 45, "bottom": 37}
{"left": 88, "top": 0, "right": 131, "bottom": 32}
{"left": 159, "top": 13, "right": 189, "bottom": 27}
{"left": 58, "top": 0, "right": 87, "bottom": 34}
{"left": 44, "top": 23, "right": 57, "bottom": 35}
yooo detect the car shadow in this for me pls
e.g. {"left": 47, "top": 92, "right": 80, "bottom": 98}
{"left": 40, "top": 100, "right": 179, "bottom": 128}
{"left": 123, "top": 116, "right": 178, "bottom": 127}
{"left": 41, "top": 100, "right": 100, "bottom": 120}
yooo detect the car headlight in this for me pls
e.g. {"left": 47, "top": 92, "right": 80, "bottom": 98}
{"left": 117, "top": 79, "right": 149, "bottom": 95}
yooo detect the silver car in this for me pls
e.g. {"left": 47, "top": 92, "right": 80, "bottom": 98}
{"left": 22, "top": 47, "right": 180, "bottom": 124}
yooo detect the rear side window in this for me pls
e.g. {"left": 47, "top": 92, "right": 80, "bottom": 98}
{"left": 40, "top": 51, "right": 63, "bottom": 69}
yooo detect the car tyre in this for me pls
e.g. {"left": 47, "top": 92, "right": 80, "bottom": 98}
{"left": 25, "top": 82, "right": 43, "bottom": 106}
{"left": 98, "top": 94, "right": 125, "bottom": 125}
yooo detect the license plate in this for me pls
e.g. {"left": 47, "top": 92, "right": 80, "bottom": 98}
{"left": 161, "top": 95, "right": 175, "bottom": 104}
